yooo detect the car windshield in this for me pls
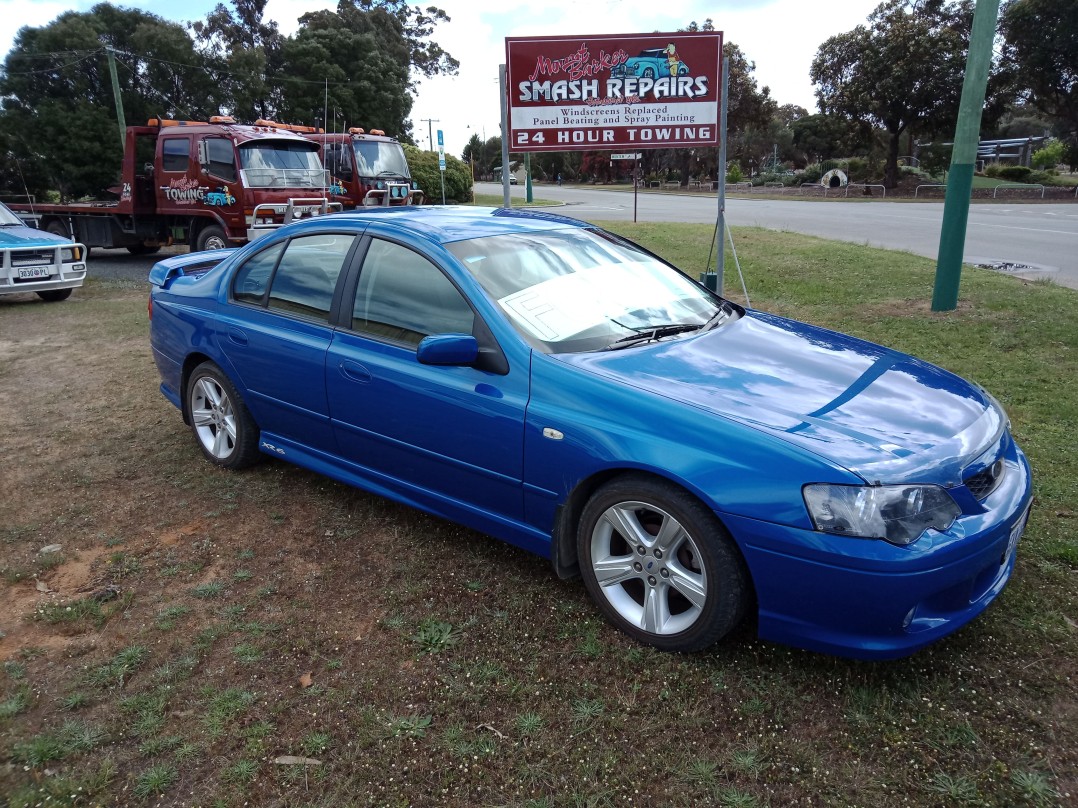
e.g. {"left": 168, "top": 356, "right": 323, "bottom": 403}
{"left": 449, "top": 227, "right": 724, "bottom": 353}
{"left": 238, "top": 140, "right": 326, "bottom": 188}
{"left": 0, "top": 202, "right": 23, "bottom": 226}
{"left": 353, "top": 141, "right": 411, "bottom": 178}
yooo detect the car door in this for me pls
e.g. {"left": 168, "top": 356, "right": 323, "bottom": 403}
{"left": 326, "top": 236, "right": 529, "bottom": 521}
{"left": 216, "top": 232, "right": 359, "bottom": 453}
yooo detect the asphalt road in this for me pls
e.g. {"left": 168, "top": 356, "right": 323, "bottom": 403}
{"left": 477, "top": 182, "right": 1078, "bottom": 290}
{"left": 82, "top": 186, "right": 1077, "bottom": 290}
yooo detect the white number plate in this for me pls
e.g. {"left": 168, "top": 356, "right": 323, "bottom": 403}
{"left": 1005, "top": 504, "right": 1031, "bottom": 563}
{"left": 17, "top": 266, "right": 51, "bottom": 279}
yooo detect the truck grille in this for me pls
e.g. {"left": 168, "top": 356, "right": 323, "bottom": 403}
{"left": 965, "top": 459, "right": 1006, "bottom": 500}
{"left": 10, "top": 248, "right": 56, "bottom": 267}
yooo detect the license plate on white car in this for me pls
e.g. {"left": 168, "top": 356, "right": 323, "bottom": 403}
{"left": 17, "top": 266, "right": 51, "bottom": 279}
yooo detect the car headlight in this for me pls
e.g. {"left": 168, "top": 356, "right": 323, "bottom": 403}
{"left": 803, "top": 483, "right": 961, "bottom": 546}
{"left": 61, "top": 246, "right": 81, "bottom": 262}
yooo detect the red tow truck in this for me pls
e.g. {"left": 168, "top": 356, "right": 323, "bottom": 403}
{"left": 11, "top": 117, "right": 341, "bottom": 253}
{"left": 305, "top": 127, "right": 424, "bottom": 208}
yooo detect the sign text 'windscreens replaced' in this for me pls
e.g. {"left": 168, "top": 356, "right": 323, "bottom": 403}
{"left": 506, "top": 31, "right": 722, "bottom": 153}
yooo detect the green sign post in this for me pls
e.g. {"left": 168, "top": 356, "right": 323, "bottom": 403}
{"left": 931, "top": 0, "right": 1002, "bottom": 311}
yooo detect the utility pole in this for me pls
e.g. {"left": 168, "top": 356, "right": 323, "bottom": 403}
{"left": 105, "top": 47, "right": 126, "bottom": 150}
{"left": 421, "top": 118, "right": 440, "bottom": 152}
{"left": 932, "top": 0, "right": 1001, "bottom": 311}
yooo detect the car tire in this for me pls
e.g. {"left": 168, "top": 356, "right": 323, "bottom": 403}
{"left": 195, "top": 225, "right": 228, "bottom": 253}
{"left": 578, "top": 475, "right": 750, "bottom": 652}
{"left": 126, "top": 244, "right": 161, "bottom": 255}
{"left": 36, "top": 289, "right": 72, "bottom": 302}
{"left": 642, "top": 67, "right": 656, "bottom": 79}
{"left": 186, "top": 362, "right": 261, "bottom": 469}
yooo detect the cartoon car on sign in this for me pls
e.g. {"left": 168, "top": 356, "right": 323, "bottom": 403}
{"left": 613, "top": 47, "right": 689, "bottom": 79}
{"left": 205, "top": 186, "right": 236, "bottom": 206}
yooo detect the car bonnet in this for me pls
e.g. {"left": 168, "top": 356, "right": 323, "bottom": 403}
{"left": 555, "top": 310, "right": 1004, "bottom": 486}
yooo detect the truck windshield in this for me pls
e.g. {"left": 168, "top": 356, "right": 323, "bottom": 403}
{"left": 239, "top": 140, "right": 327, "bottom": 188}
{"left": 353, "top": 141, "right": 410, "bottom": 178}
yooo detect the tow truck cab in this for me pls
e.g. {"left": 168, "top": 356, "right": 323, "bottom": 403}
{"left": 20, "top": 117, "right": 340, "bottom": 253}
{"left": 307, "top": 129, "right": 424, "bottom": 209}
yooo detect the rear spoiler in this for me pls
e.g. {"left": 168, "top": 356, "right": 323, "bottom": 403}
{"left": 148, "top": 249, "right": 234, "bottom": 289}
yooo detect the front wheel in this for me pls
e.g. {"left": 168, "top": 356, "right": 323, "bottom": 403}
{"left": 194, "top": 225, "right": 228, "bottom": 253}
{"left": 578, "top": 476, "right": 750, "bottom": 652}
{"left": 36, "top": 289, "right": 72, "bottom": 302}
{"left": 186, "top": 362, "right": 261, "bottom": 469}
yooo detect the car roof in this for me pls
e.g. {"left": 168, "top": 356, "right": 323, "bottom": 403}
{"left": 314, "top": 205, "right": 591, "bottom": 245}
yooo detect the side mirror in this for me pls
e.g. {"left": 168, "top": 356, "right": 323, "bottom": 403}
{"left": 197, "top": 140, "right": 209, "bottom": 166}
{"left": 417, "top": 334, "right": 478, "bottom": 366}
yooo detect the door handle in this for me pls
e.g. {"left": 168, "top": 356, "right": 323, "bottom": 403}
{"left": 338, "top": 360, "right": 372, "bottom": 383}
{"left": 227, "top": 327, "right": 248, "bottom": 346}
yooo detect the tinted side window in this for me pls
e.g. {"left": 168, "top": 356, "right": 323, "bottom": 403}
{"left": 268, "top": 234, "right": 356, "bottom": 321}
{"left": 325, "top": 143, "right": 353, "bottom": 180}
{"left": 206, "top": 138, "right": 237, "bottom": 182}
{"left": 232, "top": 242, "right": 285, "bottom": 304}
{"left": 352, "top": 239, "right": 474, "bottom": 346}
{"left": 161, "top": 138, "right": 190, "bottom": 172}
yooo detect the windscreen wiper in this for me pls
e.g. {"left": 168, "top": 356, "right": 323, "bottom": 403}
{"left": 603, "top": 323, "right": 703, "bottom": 350}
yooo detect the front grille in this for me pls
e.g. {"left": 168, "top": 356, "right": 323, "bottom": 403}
{"left": 10, "top": 249, "right": 56, "bottom": 267}
{"left": 965, "top": 459, "right": 1006, "bottom": 500}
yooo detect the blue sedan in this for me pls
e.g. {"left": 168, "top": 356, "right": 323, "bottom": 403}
{"left": 148, "top": 207, "right": 1032, "bottom": 659}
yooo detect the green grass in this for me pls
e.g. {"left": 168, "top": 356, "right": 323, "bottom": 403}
{"left": 471, "top": 192, "right": 562, "bottom": 208}
{"left": 1, "top": 234, "right": 1076, "bottom": 806}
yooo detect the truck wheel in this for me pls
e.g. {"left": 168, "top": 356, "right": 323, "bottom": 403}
{"left": 37, "top": 289, "right": 73, "bottom": 302}
{"left": 127, "top": 244, "right": 161, "bottom": 255}
{"left": 195, "top": 226, "right": 228, "bottom": 252}
{"left": 45, "top": 221, "right": 70, "bottom": 238}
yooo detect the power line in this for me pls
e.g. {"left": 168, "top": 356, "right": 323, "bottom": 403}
{"left": 1, "top": 49, "right": 105, "bottom": 76}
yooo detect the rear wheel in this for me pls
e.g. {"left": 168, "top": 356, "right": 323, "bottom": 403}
{"left": 45, "top": 221, "right": 70, "bottom": 239}
{"left": 36, "top": 289, "right": 72, "bottom": 302}
{"left": 195, "top": 225, "right": 228, "bottom": 253}
{"left": 578, "top": 475, "right": 750, "bottom": 652}
{"left": 186, "top": 362, "right": 261, "bottom": 469}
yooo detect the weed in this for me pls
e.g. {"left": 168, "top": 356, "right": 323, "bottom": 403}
{"left": 926, "top": 772, "right": 979, "bottom": 803}
{"left": 386, "top": 713, "right": 432, "bottom": 738}
{"left": 0, "top": 685, "right": 31, "bottom": 718}
{"left": 730, "top": 746, "right": 768, "bottom": 779}
{"left": 412, "top": 618, "right": 461, "bottom": 653}
{"left": 233, "top": 568, "right": 254, "bottom": 581}
{"left": 681, "top": 759, "right": 718, "bottom": 786}
{"left": 4, "top": 660, "right": 27, "bottom": 680}
{"left": 256, "top": 584, "right": 277, "bottom": 597}
{"left": 60, "top": 691, "right": 91, "bottom": 711}
{"left": 155, "top": 604, "right": 192, "bottom": 630}
{"left": 134, "top": 764, "right": 178, "bottom": 798}
{"left": 174, "top": 742, "right": 200, "bottom": 763}
{"left": 326, "top": 658, "right": 343, "bottom": 670}
{"left": 222, "top": 758, "right": 259, "bottom": 785}
{"left": 238, "top": 548, "right": 255, "bottom": 560}
{"left": 85, "top": 645, "right": 150, "bottom": 689}
{"left": 717, "top": 788, "right": 763, "bottom": 808}
{"left": 139, "top": 735, "right": 183, "bottom": 757}
{"left": 12, "top": 720, "right": 106, "bottom": 766}
{"left": 233, "top": 643, "right": 263, "bottom": 664}
{"left": 515, "top": 712, "right": 544, "bottom": 735}
{"left": 570, "top": 697, "right": 605, "bottom": 724}
{"left": 191, "top": 580, "right": 225, "bottom": 598}
{"left": 465, "top": 579, "right": 486, "bottom": 591}
{"left": 382, "top": 613, "right": 407, "bottom": 630}
{"left": 302, "top": 731, "right": 331, "bottom": 756}
{"left": 107, "top": 551, "right": 141, "bottom": 577}
{"left": 1011, "top": 771, "right": 1058, "bottom": 805}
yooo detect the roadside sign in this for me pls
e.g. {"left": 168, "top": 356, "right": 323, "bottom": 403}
{"left": 611, "top": 153, "right": 642, "bottom": 160}
{"left": 437, "top": 128, "right": 446, "bottom": 172}
{"left": 505, "top": 31, "right": 722, "bottom": 153}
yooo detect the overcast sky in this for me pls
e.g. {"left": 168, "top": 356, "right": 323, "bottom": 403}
{"left": 0, "top": 0, "right": 885, "bottom": 155}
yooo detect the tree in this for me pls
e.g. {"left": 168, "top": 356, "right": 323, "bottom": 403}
{"left": 275, "top": 1, "right": 457, "bottom": 139}
{"left": 791, "top": 114, "right": 871, "bottom": 162}
{"left": 811, "top": 0, "right": 976, "bottom": 188}
{"left": 1000, "top": 0, "right": 1078, "bottom": 163}
{"left": 0, "top": 3, "right": 218, "bottom": 200}
{"left": 190, "top": 0, "right": 284, "bottom": 120}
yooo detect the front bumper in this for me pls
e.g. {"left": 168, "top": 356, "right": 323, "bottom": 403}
{"left": 0, "top": 248, "right": 87, "bottom": 296}
{"left": 723, "top": 442, "right": 1033, "bottom": 660}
